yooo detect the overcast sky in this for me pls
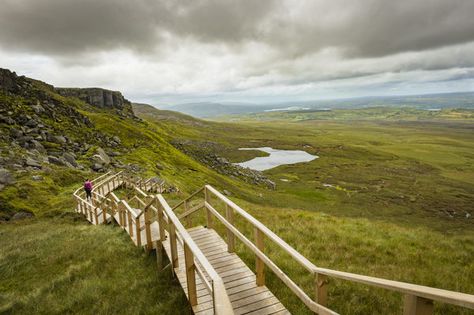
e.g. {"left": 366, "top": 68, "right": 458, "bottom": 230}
{"left": 1, "top": 0, "right": 474, "bottom": 106}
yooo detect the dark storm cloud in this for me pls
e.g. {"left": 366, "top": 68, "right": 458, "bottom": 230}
{"left": 259, "top": 0, "right": 474, "bottom": 58}
{"left": 1, "top": 0, "right": 474, "bottom": 59}
{"left": 0, "top": 0, "right": 276, "bottom": 56}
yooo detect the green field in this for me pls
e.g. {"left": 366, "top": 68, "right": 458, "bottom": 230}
{"left": 1, "top": 96, "right": 473, "bottom": 314}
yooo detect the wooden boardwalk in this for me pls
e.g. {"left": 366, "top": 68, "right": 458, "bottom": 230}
{"left": 73, "top": 172, "right": 474, "bottom": 315}
{"left": 164, "top": 226, "right": 289, "bottom": 315}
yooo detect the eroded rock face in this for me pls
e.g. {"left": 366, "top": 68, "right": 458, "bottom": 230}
{"left": 56, "top": 87, "right": 127, "bottom": 109}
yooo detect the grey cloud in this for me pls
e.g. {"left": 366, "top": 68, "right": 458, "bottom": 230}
{"left": 0, "top": 0, "right": 276, "bottom": 56}
{"left": 0, "top": 0, "right": 169, "bottom": 55}
{"left": 261, "top": 0, "right": 474, "bottom": 58}
{"left": 2, "top": 0, "right": 474, "bottom": 59}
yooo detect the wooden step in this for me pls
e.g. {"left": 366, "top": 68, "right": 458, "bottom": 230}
{"left": 163, "top": 226, "right": 290, "bottom": 314}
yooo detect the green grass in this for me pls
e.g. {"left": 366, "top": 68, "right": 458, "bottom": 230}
{"left": 1, "top": 93, "right": 474, "bottom": 315}
{"left": 0, "top": 217, "right": 191, "bottom": 315}
{"left": 172, "top": 195, "right": 474, "bottom": 314}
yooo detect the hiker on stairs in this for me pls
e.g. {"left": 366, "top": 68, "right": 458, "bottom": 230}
{"left": 84, "top": 179, "right": 93, "bottom": 201}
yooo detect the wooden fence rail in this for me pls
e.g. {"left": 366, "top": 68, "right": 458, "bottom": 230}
{"left": 74, "top": 173, "right": 474, "bottom": 315}
{"left": 174, "top": 184, "right": 474, "bottom": 315}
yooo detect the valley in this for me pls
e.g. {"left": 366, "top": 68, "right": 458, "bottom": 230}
{"left": 0, "top": 70, "right": 473, "bottom": 314}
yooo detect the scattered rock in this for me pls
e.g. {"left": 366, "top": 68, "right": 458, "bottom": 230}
{"left": 51, "top": 135, "right": 67, "bottom": 144}
{"left": 30, "top": 140, "right": 46, "bottom": 153}
{"left": 11, "top": 211, "right": 34, "bottom": 221}
{"left": 223, "top": 189, "right": 232, "bottom": 196}
{"left": 25, "top": 119, "right": 38, "bottom": 128}
{"left": 0, "top": 115, "right": 15, "bottom": 125}
{"left": 25, "top": 157, "right": 42, "bottom": 169}
{"left": 155, "top": 162, "right": 164, "bottom": 170}
{"left": 0, "top": 168, "right": 15, "bottom": 185}
{"left": 48, "top": 155, "right": 66, "bottom": 166}
{"left": 91, "top": 163, "right": 104, "bottom": 172}
{"left": 63, "top": 152, "right": 78, "bottom": 167}
{"left": 172, "top": 139, "right": 276, "bottom": 189}
{"left": 112, "top": 136, "right": 121, "bottom": 144}
{"left": 31, "top": 104, "right": 45, "bottom": 114}
{"left": 31, "top": 175, "right": 43, "bottom": 181}
{"left": 95, "top": 147, "right": 111, "bottom": 165}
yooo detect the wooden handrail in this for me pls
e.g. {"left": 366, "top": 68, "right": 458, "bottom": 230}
{"left": 201, "top": 185, "right": 474, "bottom": 312}
{"left": 172, "top": 187, "right": 204, "bottom": 210}
{"left": 313, "top": 267, "right": 474, "bottom": 309}
{"left": 110, "top": 192, "right": 120, "bottom": 203}
{"left": 73, "top": 174, "right": 474, "bottom": 314}
{"left": 156, "top": 195, "right": 234, "bottom": 314}
{"left": 205, "top": 201, "right": 337, "bottom": 315}
{"left": 205, "top": 185, "right": 315, "bottom": 272}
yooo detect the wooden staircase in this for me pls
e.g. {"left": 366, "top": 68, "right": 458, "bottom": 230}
{"left": 73, "top": 172, "right": 474, "bottom": 315}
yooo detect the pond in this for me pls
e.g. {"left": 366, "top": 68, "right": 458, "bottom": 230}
{"left": 234, "top": 147, "right": 318, "bottom": 171}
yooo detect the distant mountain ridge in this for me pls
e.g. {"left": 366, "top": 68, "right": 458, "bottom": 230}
{"left": 162, "top": 92, "right": 474, "bottom": 118}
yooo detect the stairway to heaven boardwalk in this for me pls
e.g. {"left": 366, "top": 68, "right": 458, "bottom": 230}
{"left": 74, "top": 172, "right": 474, "bottom": 315}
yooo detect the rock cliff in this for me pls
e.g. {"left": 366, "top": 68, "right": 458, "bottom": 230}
{"left": 56, "top": 87, "right": 135, "bottom": 118}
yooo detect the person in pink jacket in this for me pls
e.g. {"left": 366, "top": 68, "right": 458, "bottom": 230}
{"left": 84, "top": 179, "right": 93, "bottom": 200}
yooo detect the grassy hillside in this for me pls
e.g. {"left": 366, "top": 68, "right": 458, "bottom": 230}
{"left": 134, "top": 104, "right": 474, "bottom": 313}
{"left": 136, "top": 104, "right": 474, "bottom": 232}
{"left": 1, "top": 71, "right": 473, "bottom": 314}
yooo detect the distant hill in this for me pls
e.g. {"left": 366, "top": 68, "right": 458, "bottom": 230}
{"left": 162, "top": 102, "right": 274, "bottom": 118}
{"left": 162, "top": 92, "right": 474, "bottom": 118}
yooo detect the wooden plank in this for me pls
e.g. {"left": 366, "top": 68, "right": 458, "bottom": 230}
{"left": 231, "top": 290, "right": 275, "bottom": 309}
{"left": 229, "top": 286, "right": 269, "bottom": 302}
{"left": 233, "top": 296, "right": 280, "bottom": 315}
{"left": 226, "top": 281, "right": 258, "bottom": 295}
{"left": 244, "top": 301, "right": 287, "bottom": 315}
{"left": 224, "top": 275, "right": 256, "bottom": 289}
{"left": 208, "top": 255, "right": 241, "bottom": 267}
{"left": 222, "top": 271, "right": 255, "bottom": 285}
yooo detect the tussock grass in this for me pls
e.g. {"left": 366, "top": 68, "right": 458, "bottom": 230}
{"left": 190, "top": 196, "right": 474, "bottom": 314}
{"left": 0, "top": 218, "right": 191, "bottom": 315}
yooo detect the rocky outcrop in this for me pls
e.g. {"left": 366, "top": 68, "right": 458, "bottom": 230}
{"left": 55, "top": 87, "right": 136, "bottom": 118}
{"left": 56, "top": 87, "right": 126, "bottom": 109}
{"left": 172, "top": 139, "right": 276, "bottom": 189}
{"left": 0, "top": 68, "right": 131, "bottom": 173}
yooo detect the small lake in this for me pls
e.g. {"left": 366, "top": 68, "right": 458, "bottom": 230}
{"left": 235, "top": 147, "right": 318, "bottom": 171}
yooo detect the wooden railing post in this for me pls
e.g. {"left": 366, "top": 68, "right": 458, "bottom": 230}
{"left": 169, "top": 222, "right": 179, "bottom": 271}
{"left": 315, "top": 273, "right": 328, "bottom": 308}
{"left": 156, "top": 201, "right": 166, "bottom": 269}
{"left": 117, "top": 203, "right": 123, "bottom": 227}
{"left": 184, "top": 200, "right": 191, "bottom": 227}
{"left": 128, "top": 210, "right": 133, "bottom": 237}
{"left": 225, "top": 204, "right": 235, "bottom": 253}
{"left": 404, "top": 295, "right": 434, "bottom": 315}
{"left": 184, "top": 243, "right": 198, "bottom": 306}
{"left": 88, "top": 203, "right": 93, "bottom": 222}
{"left": 102, "top": 202, "right": 107, "bottom": 223}
{"left": 135, "top": 216, "right": 141, "bottom": 247}
{"left": 255, "top": 228, "right": 265, "bottom": 286}
{"left": 145, "top": 207, "right": 153, "bottom": 252}
{"left": 204, "top": 187, "right": 213, "bottom": 228}
{"left": 94, "top": 207, "right": 99, "bottom": 225}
